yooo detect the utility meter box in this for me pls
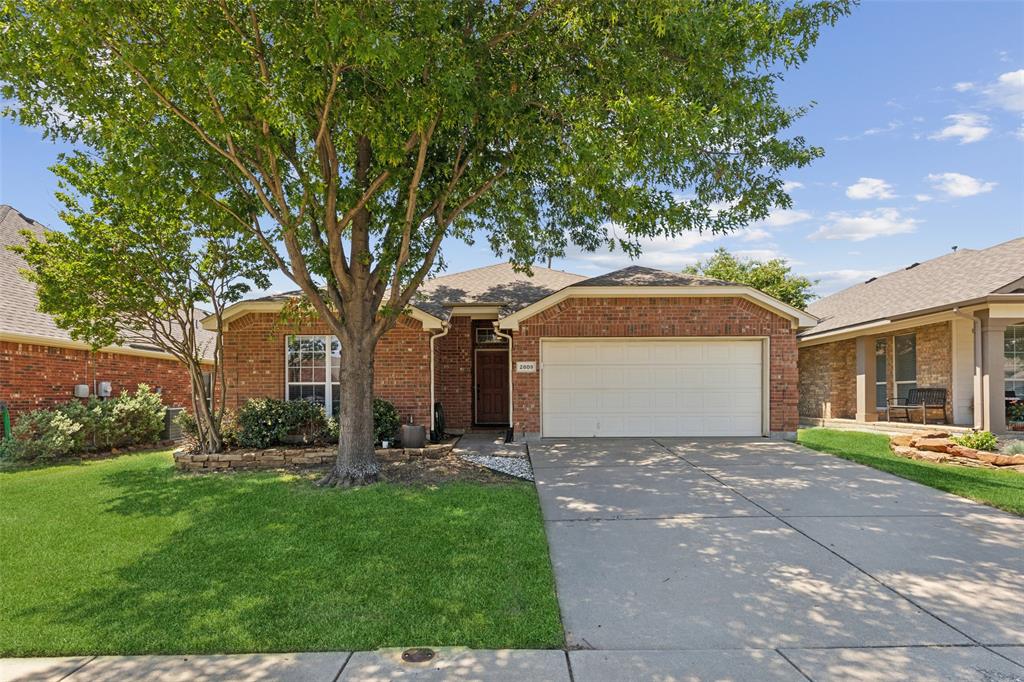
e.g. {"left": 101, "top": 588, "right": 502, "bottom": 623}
{"left": 73, "top": 384, "right": 90, "bottom": 398}
{"left": 97, "top": 381, "right": 113, "bottom": 398}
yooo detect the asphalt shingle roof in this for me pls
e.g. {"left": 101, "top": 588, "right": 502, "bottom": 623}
{"left": 570, "top": 265, "right": 733, "bottom": 288}
{"left": 1, "top": 204, "right": 216, "bottom": 359}
{"left": 803, "top": 236, "right": 1024, "bottom": 338}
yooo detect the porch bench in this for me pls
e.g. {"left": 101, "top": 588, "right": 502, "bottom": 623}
{"left": 884, "top": 388, "right": 948, "bottom": 425}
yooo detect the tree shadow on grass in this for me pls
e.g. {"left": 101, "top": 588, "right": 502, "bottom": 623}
{"left": 9, "top": 466, "right": 562, "bottom": 655}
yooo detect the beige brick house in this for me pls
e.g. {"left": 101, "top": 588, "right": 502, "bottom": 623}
{"left": 798, "top": 236, "right": 1024, "bottom": 434}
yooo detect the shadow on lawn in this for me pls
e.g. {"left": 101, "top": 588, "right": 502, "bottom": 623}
{"left": 14, "top": 465, "right": 561, "bottom": 655}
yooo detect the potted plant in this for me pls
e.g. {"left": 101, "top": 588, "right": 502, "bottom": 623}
{"left": 1008, "top": 402, "right": 1024, "bottom": 431}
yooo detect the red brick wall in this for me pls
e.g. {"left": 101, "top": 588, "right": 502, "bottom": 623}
{"left": 0, "top": 340, "right": 194, "bottom": 422}
{"left": 434, "top": 316, "right": 473, "bottom": 429}
{"left": 221, "top": 313, "right": 432, "bottom": 427}
{"left": 509, "top": 296, "right": 799, "bottom": 435}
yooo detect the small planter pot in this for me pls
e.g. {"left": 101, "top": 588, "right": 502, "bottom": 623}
{"left": 381, "top": 440, "right": 391, "bottom": 449}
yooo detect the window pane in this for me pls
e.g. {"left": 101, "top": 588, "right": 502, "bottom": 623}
{"left": 331, "top": 383, "right": 340, "bottom": 419}
{"left": 895, "top": 334, "right": 916, "bottom": 382}
{"left": 330, "top": 338, "right": 341, "bottom": 382}
{"left": 875, "top": 383, "right": 887, "bottom": 408}
{"left": 288, "top": 384, "right": 325, "bottom": 406}
{"left": 875, "top": 339, "right": 886, "bottom": 379}
{"left": 896, "top": 382, "right": 916, "bottom": 400}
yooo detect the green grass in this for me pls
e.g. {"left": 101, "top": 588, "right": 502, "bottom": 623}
{"left": 798, "top": 428, "right": 1024, "bottom": 516}
{"left": 0, "top": 450, "right": 563, "bottom": 655}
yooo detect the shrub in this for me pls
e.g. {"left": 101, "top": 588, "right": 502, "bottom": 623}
{"left": 235, "top": 398, "right": 330, "bottom": 448}
{"left": 373, "top": 398, "right": 400, "bottom": 444}
{"left": 0, "top": 385, "right": 165, "bottom": 462}
{"left": 951, "top": 430, "right": 999, "bottom": 452}
{"left": 999, "top": 440, "right": 1024, "bottom": 455}
{"left": 0, "top": 409, "right": 82, "bottom": 461}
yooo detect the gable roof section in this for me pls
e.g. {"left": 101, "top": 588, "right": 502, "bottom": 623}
{"left": 414, "top": 262, "right": 588, "bottom": 317}
{"left": 213, "top": 263, "right": 585, "bottom": 329}
{"left": 0, "top": 204, "right": 216, "bottom": 361}
{"left": 803, "top": 236, "right": 1024, "bottom": 339}
{"left": 498, "top": 265, "right": 818, "bottom": 330}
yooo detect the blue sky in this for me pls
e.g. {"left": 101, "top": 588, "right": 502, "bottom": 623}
{"left": 2, "top": 1, "right": 1022, "bottom": 298}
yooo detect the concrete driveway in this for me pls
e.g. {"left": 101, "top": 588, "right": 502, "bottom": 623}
{"left": 532, "top": 438, "right": 1024, "bottom": 681}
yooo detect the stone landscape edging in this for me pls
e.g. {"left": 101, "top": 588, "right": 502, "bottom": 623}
{"left": 889, "top": 431, "right": 1024, "bottom": 468}
{"left": 173, "top": 440, "right": 457, "bottom": 472}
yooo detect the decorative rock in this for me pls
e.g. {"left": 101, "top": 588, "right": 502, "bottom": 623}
{"left": 914, "top": 437, "right": 953, "bottom": 454}
{"left": 912, "top": 430, "right": 950, "bottom": 440}
{"left": 460, "top": 453, "right": 534, "bottom": 481}
{"left": 890, "top": 435, "right": 915, "bottom": 448}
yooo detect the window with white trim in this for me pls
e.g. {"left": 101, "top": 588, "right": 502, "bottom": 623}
{"left": 1006, "top": 323, "right": 1024, "bottom": 400}
{"left": 894, "top": 333, "right": 917, "bottom": 401}
{"left": 874, "top": 339, "right": 887, "bottom": 408}
{"left": 285, "top": 335, "right": 341, "bottom": 417}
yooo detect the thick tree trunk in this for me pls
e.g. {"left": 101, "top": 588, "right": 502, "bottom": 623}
{"left": 188, "top": 364, "right": 223, "bottom": 454}
{"left": 318, "top": 334, "right": 380, "bottom": 487}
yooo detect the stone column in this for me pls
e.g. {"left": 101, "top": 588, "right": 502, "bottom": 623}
{"left": 855, "top": 335, "right": 877, "bottom": 422}
{"left": 978, "top": 313, "right": 1007, "bottom": 433}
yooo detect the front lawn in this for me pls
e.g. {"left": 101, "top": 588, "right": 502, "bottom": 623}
{"left": 0, "top": 450, "right": 563, "bottom": 655}
{"left": 798, "top": 428, "right": 1024, "bottom": 516}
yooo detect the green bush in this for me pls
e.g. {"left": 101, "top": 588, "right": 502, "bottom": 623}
{"left": 174, "top": 409, "right": 239, "bottom": 450}
{"left": 999, "top": 440, "right": 1024, "bottom": 455}
{"left": 373, "top": 398, "right": 400, "bottom": 444}
{"left": 951, "top": 430, "right": 999, "bottom": 452}
{"left": 0, "top": 385, "right": 166, "bottom": 462}
{"left": 235, "top": 398, "right": 330, "bottom": 449}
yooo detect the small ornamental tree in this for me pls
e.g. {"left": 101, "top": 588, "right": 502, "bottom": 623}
{"left": 0, "top": 0, "right": 850, "bottom": 485}
{"left": 15, "top": 152, "right": 270, "bottom": 454}
{"left": 684, "top": 247, "right": 818, "bottom": 309}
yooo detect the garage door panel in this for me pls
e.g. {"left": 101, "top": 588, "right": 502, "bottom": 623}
{"left": 542, "top": 339, "right": 763, "bottom": 438}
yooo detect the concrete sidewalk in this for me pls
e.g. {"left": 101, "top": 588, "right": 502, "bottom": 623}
{"left": 0, "top": 649, "right": 571, "bottom": 682}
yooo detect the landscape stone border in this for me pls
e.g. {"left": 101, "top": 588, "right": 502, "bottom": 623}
{"left": 890, "top": 431, "right": 1024, "bottom": 469}
{"left": 174, "top": 440, "right": 457, "bottom": 472}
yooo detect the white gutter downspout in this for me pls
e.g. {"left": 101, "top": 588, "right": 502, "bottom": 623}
{"left": 493, "top": 322, "right": 514, "bottom": 435}
{"left": 952, "top": 307, "right": 983, "bottom": 429}
{"left": 428, "top": 321, "right": 451, "bottom": 435}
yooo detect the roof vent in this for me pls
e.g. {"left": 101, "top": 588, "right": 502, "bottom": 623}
{"left": 905, "top": 262, "right": 920, "bottom": 270}
{"left": 864, "top": 277, "right": 877, "bottom": 284}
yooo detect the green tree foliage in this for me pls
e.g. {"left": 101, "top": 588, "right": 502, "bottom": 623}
{"left": 15, "top": 153, "right": 270, "bottom": 454}
{"left": 0, "top": 0, "right": 850, "bottom": 484}
{"left": 684, "top": 247, "right": 818, "bottom": 309}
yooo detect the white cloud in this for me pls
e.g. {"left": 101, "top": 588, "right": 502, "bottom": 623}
{"left": 812, "top": 269, "right": 886, "bottom": 295}
{"left": 740, "top": 227, "right": 771, "bottom": 242}
{"left": 1014, "top": 123, "right": 1024, "bottom": 141}
{"left": 983, "top": 69, "right": 1024, "bottom": 112}
{"left": 914, "top": 194, "right": 933, "bottom": 202}
{"left": 846, "top": 177, "right": 896, "bottom": 200}
{"left": 758, "top": 209, "right": 812, "bottom": 228}
{"left": 837, "top": 120, "right": 901, "bottom": 141}
{"left": 926, "top": 172, "right": 997, "bottom": 198}
{"left": 782, "top": 180, "right": 804, "bottom": 191}
{"left": 953, "top": 81, "right": 975, "bottom": 92}
{"left": 809, "top": 208, "right": 920, "bottom": 242}
{"left": 929, "top": 113, "right": 992, "bottom": 144}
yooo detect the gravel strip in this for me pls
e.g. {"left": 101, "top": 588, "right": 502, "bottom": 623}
{"left": 460, "top": 454, "right": 535, "bottom": 481}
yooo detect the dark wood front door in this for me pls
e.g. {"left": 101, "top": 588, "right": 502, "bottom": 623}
{"left": 476, "top": 351, "right": 509, "bottom": 424}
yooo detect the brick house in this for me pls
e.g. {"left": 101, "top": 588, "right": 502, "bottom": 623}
{"left": 209, "top": 264, "right": 815, "bottom": 440}
{"left": 798, "top": 236, "right": 1024, "bottom": 434}
{"left": 1, "top": 205, "right": 209, "bottom": 422}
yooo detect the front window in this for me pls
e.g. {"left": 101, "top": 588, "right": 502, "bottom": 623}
{"left": 894, "top": 333, "right": 917, "bottom": 401}
{"left": 1006, "top": 324, "right": 1024, "bottom": 424}
{"left": 286, "top": 335, "right": 341, "bottom": 417}
{"left": 875, "top": 339, "right": 887, "bottom": 408}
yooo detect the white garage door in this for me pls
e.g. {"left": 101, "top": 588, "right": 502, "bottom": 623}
{"left": 541, "top": 339, "right": 764, "bottom": 437}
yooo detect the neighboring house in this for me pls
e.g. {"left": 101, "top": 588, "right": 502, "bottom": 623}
{"left": 798, "top": 236, "right": 1024, "bottom": 434}
{"left": 0, "top": 205, "right": 211, "bottom": 421}
{"left": 207, "top": 263, "right": 816, "bottom": 440}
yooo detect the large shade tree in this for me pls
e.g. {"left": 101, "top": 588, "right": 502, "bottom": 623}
{"left": 0, "top": 0, "right": 849, "bottom": 485}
